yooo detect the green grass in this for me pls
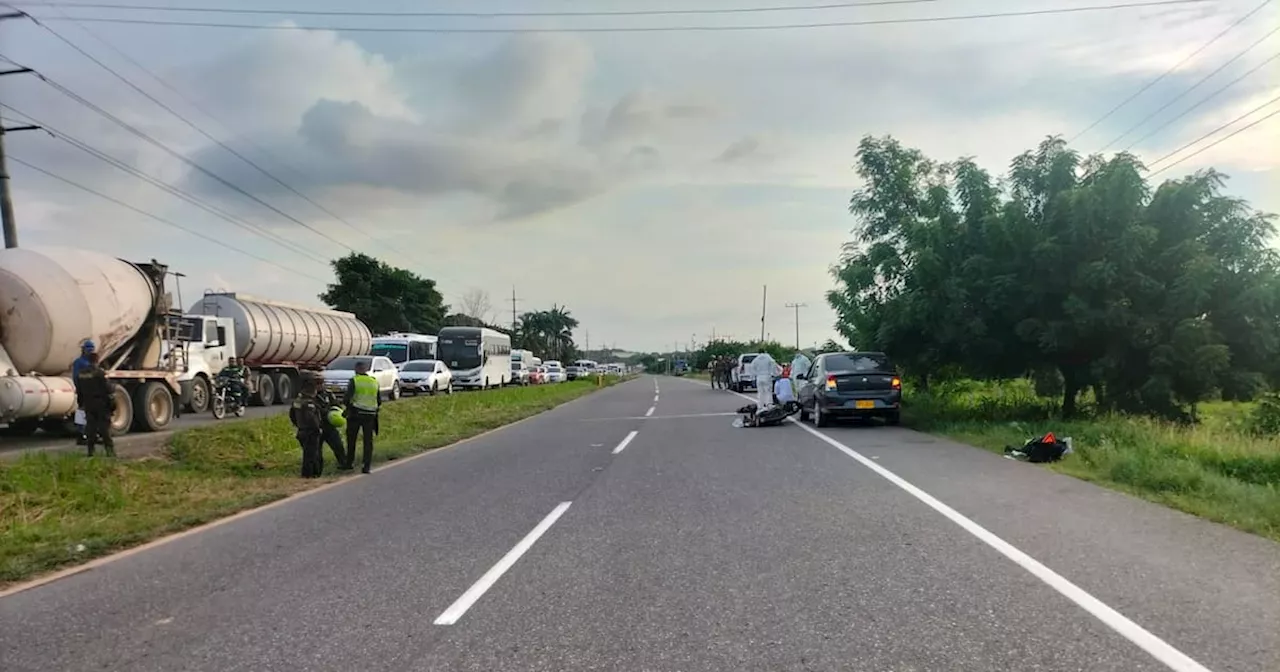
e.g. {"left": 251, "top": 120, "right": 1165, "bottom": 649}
{"left": 906, "top": 379, "right": 1280, "bottom": 541}
{"left": 0, "top": 379, "right": 619, "bottom": 586}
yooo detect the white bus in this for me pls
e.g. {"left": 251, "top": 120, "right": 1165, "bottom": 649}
{"left": 371, "top": 333, "right": 437, "bottom": 370}
{"left": 438, "top": 326, "right": 512, "bottom": 389}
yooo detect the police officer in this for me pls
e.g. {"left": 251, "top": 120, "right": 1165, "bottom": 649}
{"left": 71, "top": 340, "right": 96, "bottom": 444}
{"left": 74, "top": 351, "right": 115, "bottom": 457}
{"left": 344, "top": 359, "right": 381, "bottom": 474}
{"left": 314, "top": 375, "right": 351, "bottom": 471}
{"left": 289, "top": 377, "right": 325, "bottom": 478}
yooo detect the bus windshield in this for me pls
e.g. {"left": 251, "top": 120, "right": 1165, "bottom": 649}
{"left": 438, "top": 337, "right": 482, "bottom": 370}
{"left": 371, "top": 342, "right": 408, "bottom": 363}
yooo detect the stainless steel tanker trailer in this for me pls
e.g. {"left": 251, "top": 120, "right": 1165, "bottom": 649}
{"left": 176, "top": 293, "right": 372, "bottom": 413}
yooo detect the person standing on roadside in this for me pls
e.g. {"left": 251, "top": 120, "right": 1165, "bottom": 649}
{"left": 73, "top": 351, "right": 115, "bottom": 457}
{"left": 344, "top": 359, "right": 381, "bottom": 474}
{"left": 290, "top": 377, "right": 325, "bottom": 478}
{"left": 314, "top": 376, "right": 352, "bottom": 471}
{"left": 71, "top": 340, "right": 96, "bottom": 445}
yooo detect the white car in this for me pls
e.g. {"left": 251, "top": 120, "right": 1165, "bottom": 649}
{"left": 510, "top": 361, "right": 531, "bottom": 386}
{"left": 321, "top": 355, "right": 402, "bottom": 401}
{"left": 543, "top": 361, "right": 566, "bottom": 383}
{"left": 731, "top": 353, "right": 762, "bottom": 392}
{"left": 397, "top": 359, "right": 453, "bottom": 395}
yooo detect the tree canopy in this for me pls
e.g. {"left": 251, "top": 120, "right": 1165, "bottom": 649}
{"left": 320, "top": 253, "right": 446, "bottom": 336}
{"left": 827, "top": 134, "right": 1280, "bottom": 420}
{"left": 514, "top": 306, "right": 580, "bottom": 362}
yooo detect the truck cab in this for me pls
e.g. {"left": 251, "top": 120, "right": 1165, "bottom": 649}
{"left": 170, "top": 315, "right": 237, "bottom": 414}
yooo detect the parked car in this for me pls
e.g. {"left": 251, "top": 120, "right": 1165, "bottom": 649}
{"left": 543, "top": 361, "right": 566, "bottom": 383}
{"left": 397, "top": 359, "right": 453, "bottom": 395}
{"left": 795, "top": 351, "right": 902, "bottom": 427}
{"left": 511, "top": 360, "right": 531, "bottom": 386}
{"left": 731, "top": 353, "right": 761, "bottom": 392}
{"left": 321, "top": 355, "right": 402, "bottom": 401}
{"left": 529, "top": 366, "right": 546, "bottom": 385}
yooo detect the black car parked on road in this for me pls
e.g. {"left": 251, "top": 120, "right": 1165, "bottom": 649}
{"left": 795, "top": 352, "right": 902, "bottom": 427}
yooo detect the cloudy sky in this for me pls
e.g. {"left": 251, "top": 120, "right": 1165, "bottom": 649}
{"left": 2, "top": 0, "right": 1277, "bottom": 353}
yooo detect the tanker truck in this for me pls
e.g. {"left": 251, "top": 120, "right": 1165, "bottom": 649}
{"left": 174, "top": 293, "right": 372, "bottom": 413}
{"left": 0, "top": 247, "right": 185, "bottom": 436}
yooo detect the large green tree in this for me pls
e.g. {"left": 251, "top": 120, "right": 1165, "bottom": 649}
{"left": 828, "top": 134, "right": 1279, "bottom": 420}
{"left": 320, "top": 253, "right": 446, "bottom": 335}
{"left": 514, "top": 306, "right": 580, "bottom": 361}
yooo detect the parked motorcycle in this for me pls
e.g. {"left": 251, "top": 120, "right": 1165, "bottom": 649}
{"left": 210, "top": 377, "right": 247, "bottom": 420}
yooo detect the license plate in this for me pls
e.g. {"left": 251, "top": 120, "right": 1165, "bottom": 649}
{"left": 854, "top": 400, "right": 876, "bottom": 410}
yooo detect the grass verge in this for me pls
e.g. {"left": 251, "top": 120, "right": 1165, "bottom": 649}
{"left": 906, "top": 379, "right": 1280, "bottom": 542}
{"left": 0, "top": 378, "right": 619, "bottom": 587}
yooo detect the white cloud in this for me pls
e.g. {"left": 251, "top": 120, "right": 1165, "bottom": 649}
{"left": 5, "top": 0, "right": 1279, "bottom": 350}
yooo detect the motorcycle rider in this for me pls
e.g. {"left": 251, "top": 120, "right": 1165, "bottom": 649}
{"left": 217, "top": 357, "right": 249, "bottom": 409}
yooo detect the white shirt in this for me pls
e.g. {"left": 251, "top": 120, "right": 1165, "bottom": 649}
{"left": 747, "top": 353, "right": 780, "bottom": 379}
{"left": 773, "top": 377, "right": 795, "bottom": 403}
{"left": 790, "top": 353, "right": 812, "bottom": 381}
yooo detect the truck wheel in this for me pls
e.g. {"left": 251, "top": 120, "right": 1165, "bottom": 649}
{"left": 132, "top": 381, "right": 175, "bottom": 432}
{"left": 187, "top": 375, "right": 210, "bottom": 414}
{"left": 272, "top": 373, "right": 293, "bottom": 405}
{"left": 109, "top": 384, "right": 134, "bottom": 436}
{"left": 2, "top": 418, "right": 40, "bottom": 436}
{"left": 253, "top": 374, "right": 276, "bottom": 407}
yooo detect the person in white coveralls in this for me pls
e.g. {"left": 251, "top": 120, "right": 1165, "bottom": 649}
{"left": 747, "top": 352, "right": 782, "bottom": 411}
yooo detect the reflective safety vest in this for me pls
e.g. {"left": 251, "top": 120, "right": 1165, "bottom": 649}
{"left": 351, "top": 374, "right": 379, "bottom": 412}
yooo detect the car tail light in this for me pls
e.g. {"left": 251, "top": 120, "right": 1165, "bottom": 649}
{"left": 891, "top": 377, "right": 901, "bottom": 389}
{"left": 826, "top": 375, "right": 837, "bottom": 390}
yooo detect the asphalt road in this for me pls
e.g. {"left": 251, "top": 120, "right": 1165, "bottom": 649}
{"left": 1, "top": 376, "right": 1276, "bottom": 671}
{"left": 0, "top": 405, "right": 287, "bottom": 461}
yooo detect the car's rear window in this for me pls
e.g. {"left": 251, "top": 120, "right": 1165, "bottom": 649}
{"left": 825, "top": 353, "right": 893, "bottom": 372}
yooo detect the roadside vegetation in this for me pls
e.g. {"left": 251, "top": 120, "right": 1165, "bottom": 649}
{"left": 0, "top": 379, "right": 618, "bottom": 586}
{"left": 904, "top": 379, "right": 1280, "bottom": 541}
{"left": 820, "top": 134, "right": 1279, "bottom": 540}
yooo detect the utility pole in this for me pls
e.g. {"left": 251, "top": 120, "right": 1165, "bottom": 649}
{"left": 759, "top": 285, "right": 768, "bottom": 343}
{"left": 785, "top": 302, "right": 808, "bottom": 350}
{"left": 0, "top": 51, "right": 39, "bottom": 250}
{"left": 509, "top": 286, "right": 520, "bottom": 333}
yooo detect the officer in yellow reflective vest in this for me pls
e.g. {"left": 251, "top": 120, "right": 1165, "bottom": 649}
{"left": 343, "top": 359, "right": 381, "bottom": 474}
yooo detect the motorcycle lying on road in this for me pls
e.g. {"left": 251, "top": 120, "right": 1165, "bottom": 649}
{"left": 210, "top": 377, "right": 248, "bottom": 420}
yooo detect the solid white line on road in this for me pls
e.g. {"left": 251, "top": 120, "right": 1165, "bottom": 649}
{"left": 645, "top": 406, "right": 655, "bottom": 417}
{"left": 612, "top": 430, "right": 639, "bottom": 454}
{"left": 712, "top": 382, "right": 1213, "bottom": 672}
{"left": 434, "top": 501, "right": 573, "bottom": 626}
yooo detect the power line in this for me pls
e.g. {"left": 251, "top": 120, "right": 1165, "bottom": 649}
{"left": 1122, "top": 48, "right": 1280, "bottom": 150}
{"left": 19, "top": 4, "right": 417, "bottom": 268}
{"left": 27, "top": 1, "right": 1213, "bottom": 34}
{"left": 6, "top": 153, "right": 331, "bottom": 282}
{"left": 12, "top": 0, "right": 958, "bottom": 18}
{"left": 5, "top": 13, "right": 378, "bottom": 259}
{"left": 1, "top": 101, "right": 333, "bottom": 265}
{"left": 0, "top": 55, "right": 363, "bottom": 266}
{"left": 1068, "top": 0, "right": 1271, "bottom": 144}
{"left": 1149, "top": 105, "right": 1280, "bottom": 177}
{"left": 1146, "top": 91, "right": 1280, "bottom": 172}
{"left": 1099, "top": 22, "right": 1280, "bottom": 151}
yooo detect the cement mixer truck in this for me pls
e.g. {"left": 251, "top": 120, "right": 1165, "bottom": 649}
{"left": 0, "top": 247, "right": 187, "bottom": 436}
{"left": 0, "top": 246, "right": 374, "bottom": 436}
